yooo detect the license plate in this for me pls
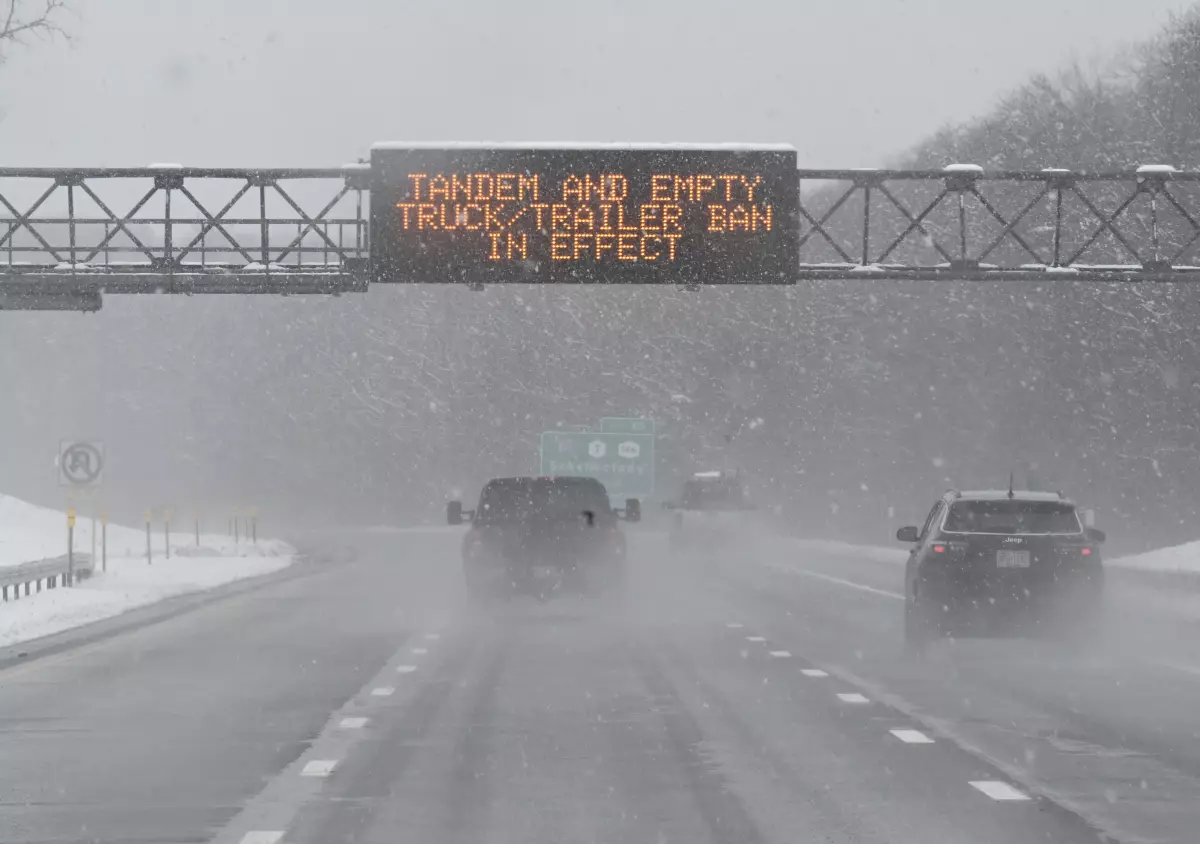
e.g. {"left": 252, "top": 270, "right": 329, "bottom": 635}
{"left": 996, "top": 550, "right": 1030, "bottom": 568}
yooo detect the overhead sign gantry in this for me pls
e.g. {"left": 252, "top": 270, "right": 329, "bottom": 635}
{"left": 2, "top": 145, "right": 1200, "bottom": 310}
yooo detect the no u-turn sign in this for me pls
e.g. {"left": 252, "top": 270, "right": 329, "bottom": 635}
{"left": 58, "top": 440, "right": 105, "bottom": 487}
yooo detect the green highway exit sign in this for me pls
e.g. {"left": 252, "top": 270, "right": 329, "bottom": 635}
{"left": 539, "top": 430, "right": 655, "bottom": 500}
{"left": 599, "top": 417, "right": 655, "bottom": 435}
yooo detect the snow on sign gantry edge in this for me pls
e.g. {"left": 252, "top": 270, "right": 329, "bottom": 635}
{"left": 369, "top": 141, "right": 797, "bottom": 152}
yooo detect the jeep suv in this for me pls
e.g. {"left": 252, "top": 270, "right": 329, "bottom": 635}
{"left": 896, "top": 490, "right": 1106, "bottom": 650}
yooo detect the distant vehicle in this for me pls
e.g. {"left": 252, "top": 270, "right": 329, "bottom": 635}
{"left": 896, "top": 489, "right": 1106, "bottom": 651}
{"left": 663, "top": 470, "right": 755, "bottom": 552}
{"left": 447, "top": 476, "right": 640, "bottom": 602}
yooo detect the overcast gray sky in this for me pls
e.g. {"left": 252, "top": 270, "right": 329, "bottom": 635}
{"left": 0, "top": 0, "right": 1194, "bottom": 167}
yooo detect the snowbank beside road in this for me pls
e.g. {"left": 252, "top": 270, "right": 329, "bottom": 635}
{"left": 0, "top": 550, "right": 292, "bottom": 649}
{"left": 0, "top": 495, "right": 294, "bottom": 648}
{"left": 1110, "top": 541, "right": 1200, "bottom": 574}
{"left": 0, "top": 494, "right": 287, "bottom": 566}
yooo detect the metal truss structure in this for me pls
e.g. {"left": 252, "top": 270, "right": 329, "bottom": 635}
{"left": 794, "top": 166, "right": 1200, "bottom": 282}
{"left": 0, "top": 165, "right": 370, "bottom": 311}
{"left": 3, "top": 164, "right": 1200, "bottom": 310}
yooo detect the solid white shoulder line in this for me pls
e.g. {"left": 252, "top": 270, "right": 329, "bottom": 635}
{"left": 837, "top": 693, "right": 870, "bottom": 704}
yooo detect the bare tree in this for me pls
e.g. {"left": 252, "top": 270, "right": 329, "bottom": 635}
{"left": 0, "top": 0, "right": 65, "bottom": 63}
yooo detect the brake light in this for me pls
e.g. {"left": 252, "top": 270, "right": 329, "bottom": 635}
{"left": 1081, "top": 547, "right": 1092, "bottom": 556}
{"left": 933, "top": 545, "right": 946, "bottom": 553}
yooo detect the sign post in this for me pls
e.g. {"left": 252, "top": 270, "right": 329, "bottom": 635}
{"left": 66, "top": 508, "right": 76, "bottom": 586}
{"left": 539, "top": 431, "right": 655, "bottom": 502}
{"left": 164, "top": 510, "right": 172, "bottom": 560}
{"left": 144, "top": 510, "right": 153, "bottom": 565}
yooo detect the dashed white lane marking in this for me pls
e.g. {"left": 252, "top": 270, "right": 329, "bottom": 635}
{"left": 301, "top": 760, "right": 338, "bottom": 778}
{"left": 371, "top": 686, "right": 395, "bottom": 697}
{"left": 339, "top": 717, "right": 369, "bottom": 729}
{"left": 396, "top": 664, "right": 418, "bottom": 673}
{"left": 411, "top": 648, "right": 428, "bottom": 655}
{"left": 782, "top": 566, "right": 905, "bottom": 601}
{"left": 769, "top": 650, "right": 792, "bottom": 658}
{"left": 801, "top": 669, "right": 829, "bottom": 677}
{"left": 890, "top": 728, "right": 934, "bottom": 744}
{"left": 423, "top": 633, "right": 441, "bottom": 640}
{"left": 240, "top": 833, "right": 284, "bottom": 844}
{"left": 837, "top": 693, "right": 871, "bottom": 704}
{"left": 969, "top": 780, "right": 1030, "bottom": 801}
{"left": 746, "top": 636, "right": 766, "bottom": 642}
{"left": 726, "top": 622, "right": 744, "bottom": 629}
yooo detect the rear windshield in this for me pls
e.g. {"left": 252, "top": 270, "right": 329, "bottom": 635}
{"left": 476, "top": 479, "right": 612, "bottom": 524}
{"left": 943, "top": 500, "right": 1082, "bottom": 534}
{"left": 680, "top": 479, "right": 747, "bottom": 510}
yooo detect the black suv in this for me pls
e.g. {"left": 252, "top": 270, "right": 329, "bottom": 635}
{"left": 447, "top": 476, "right": 640, "bottom": 602}
{"left": 896, "top": 490, "right": 1106, "bottom": 650}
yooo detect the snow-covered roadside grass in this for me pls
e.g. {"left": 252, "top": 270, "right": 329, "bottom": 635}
{"left": 0, "top": 495, "right": 294, "bottom": 648}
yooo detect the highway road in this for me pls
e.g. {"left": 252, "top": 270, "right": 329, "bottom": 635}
{"left": 2, "top": 527, "right": 1200, "bottom": 843}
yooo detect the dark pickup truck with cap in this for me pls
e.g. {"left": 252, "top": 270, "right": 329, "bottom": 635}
{"left": 447, "top": 476, "right": 640, "bottom": 602}
{"left": 896, "top": 489, "right": 1106, "bottom": 651}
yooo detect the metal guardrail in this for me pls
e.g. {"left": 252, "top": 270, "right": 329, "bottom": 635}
{"left": 0, "top": 553, "right": 94, "bottom": 600}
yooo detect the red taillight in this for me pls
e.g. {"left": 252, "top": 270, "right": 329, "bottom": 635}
{"left": 1081, "top": 547, "right": 1092, "bottom": 556}
{"left": 933, "top": 545, "right": 946, "bottom": 553}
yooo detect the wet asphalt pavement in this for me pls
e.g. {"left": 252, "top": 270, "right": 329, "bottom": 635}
{"left": 2, "top": 527, "right": 1199, "bottom": 843}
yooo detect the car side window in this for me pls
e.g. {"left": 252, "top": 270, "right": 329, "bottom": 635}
{"left": 919, "top": 502, "right": 942, "bottom": 539}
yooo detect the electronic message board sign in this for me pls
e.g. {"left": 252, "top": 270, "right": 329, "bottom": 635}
{"left": 369, "top": 143, "right": 798, "bottom": 285}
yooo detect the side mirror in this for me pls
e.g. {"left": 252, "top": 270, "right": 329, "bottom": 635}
{"left": 1085, "top": 527, "right": 1106, "bottom": 544}
{"left": 896, "top": 526, "right": 920, "bottom": 543}
{"left": 447, "top": 500, "right": 464, "bottom": 526}
{"left": 582, "top": 509, "right": 596, "bottom": 527}
{"left": 623, "top": 499, "right": 642, "bottom": 523}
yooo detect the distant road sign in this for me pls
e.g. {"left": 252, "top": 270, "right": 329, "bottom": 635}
{"left": 58, "top": 440, "right": 105, "bottom": 487}
{"left": 600, "top": 417, "right": 655, "bottom": 435}
{"left": 539, "top": 431, "right": 654, "bottom": 500}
